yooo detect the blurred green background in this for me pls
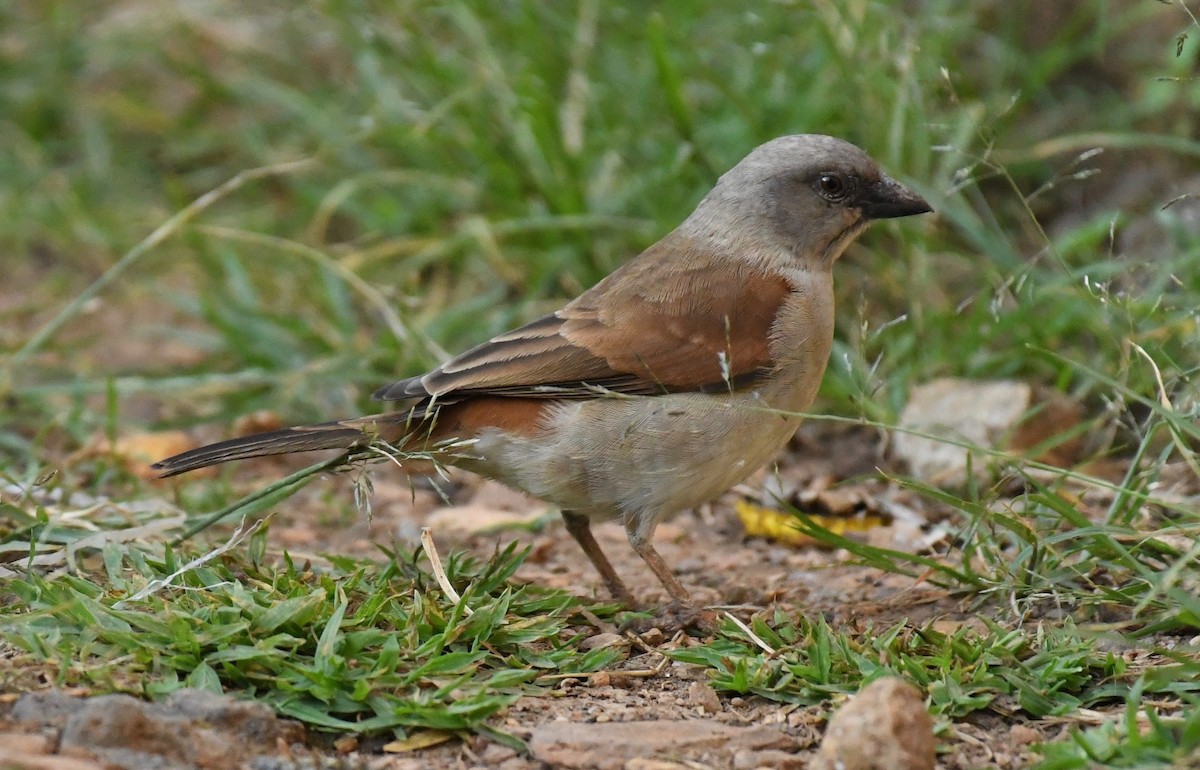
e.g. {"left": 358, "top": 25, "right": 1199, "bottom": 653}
{"left": 1, "top": 0, "right": 1198, "bottom": 471}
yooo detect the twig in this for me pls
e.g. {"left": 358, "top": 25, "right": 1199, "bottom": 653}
{"left": 723, "top": 611, "right": 776, "bottom": 655}
{"left": 65, "top": 510, "right": 187, "bottom": 574}
{"left": 421, "top": 526, "right": 471, "bottom": 615}
{"left": 116, "top": 517, "right": 264, "bottom": 608}
{"left": 538, "top": 657, "right": 670, "bottom": 683}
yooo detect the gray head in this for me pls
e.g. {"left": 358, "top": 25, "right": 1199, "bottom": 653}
{"left": 689, "top": 134, "right": 932, "bottom": 265}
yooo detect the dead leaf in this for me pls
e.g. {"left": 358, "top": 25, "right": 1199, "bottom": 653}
{"left": 79, "top": 431, "right": 214, "bottom": 480}
{"left": 382, "top": 730, "right": 456, "bottom": 753}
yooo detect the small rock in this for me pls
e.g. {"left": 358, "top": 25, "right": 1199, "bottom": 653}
{"left": 732, "top": 747, "right": 806, "bottom": 770}
{"left": 1009, "top": 723, "right": 1041, "bottom": 745}
{"left": 625, "top": 760, "right": 690, "bottom": 770}
{"left": 479, "top": 742, "right": 519, "bottom": 764}
{"left": 0, "top": 734, "right": 54, "bottom": 755}
{"left": 0, "top": 729, "right": 105, "bottom": 770}
{"left": 59, "top": 694, "right": 192, "bottom": 767}
{"left": 252, "top": 759, "right": 303, "bottom": 770}
{"left": 812, "top": 678, "right": 935, "bottom": 770}
{"left": 13, "top": 688, "right": 300, "bottom": 770}
{"left": 529, "top": 719, "right": 794, "bottom": 770}
{"left": 11, "top": 690, "right": 83, "bottom": 728}
{"left": 580, "top": 633, "right": 626, "bottom": 652}
{"left": 161, "top": 687, "right": 288, "bottom": 743}
{"left": 895, "top": 378, "right": 1082, "bottom": 488}
{"left": 686, "top": 680, "right": 721, "bottom": 715}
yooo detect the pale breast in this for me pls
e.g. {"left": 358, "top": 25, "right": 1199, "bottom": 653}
{"left": 462, "top": 392, "right": 792, "bottom": 521}
{"left": 450, "top": 279, "right": 835, "bottom": 533}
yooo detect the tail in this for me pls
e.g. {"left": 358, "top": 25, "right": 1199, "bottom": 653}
{"left": 152, "top": 411, "right": 423, "bottom": 477}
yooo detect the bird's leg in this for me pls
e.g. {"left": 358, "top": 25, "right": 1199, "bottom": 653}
{"left": 624, "top": 520, "right": 693, "bottom": 605}
{"left": 561, "top": 510, "right": 635, "bottom": 605}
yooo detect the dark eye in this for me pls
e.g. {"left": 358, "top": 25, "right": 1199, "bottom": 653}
{"left": 815, "top": 172, "right": 849, "bottom": 202}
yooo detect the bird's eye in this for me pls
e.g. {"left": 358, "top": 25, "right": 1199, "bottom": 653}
{"left": 815, "top": 173, "right": 849, "bottom": 202}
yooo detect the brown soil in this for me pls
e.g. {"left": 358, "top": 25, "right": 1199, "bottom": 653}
{"left": 1, "top": 419, "right": 1097, "bottom": 770}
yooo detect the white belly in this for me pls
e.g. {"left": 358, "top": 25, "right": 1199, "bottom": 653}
{"left": 455, "top": 368, "right": 821, "bottom": 533}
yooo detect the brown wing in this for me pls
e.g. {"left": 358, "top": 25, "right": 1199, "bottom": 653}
{"left": 373, "top": 235, "right": 792, "bottom": 402}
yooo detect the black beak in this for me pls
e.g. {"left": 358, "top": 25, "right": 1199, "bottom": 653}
{"left": 860, "top": 175, "right": 933, "bottom": 219}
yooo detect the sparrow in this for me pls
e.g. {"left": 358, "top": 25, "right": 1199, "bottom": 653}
{"left": 154, "top": 134, "right": 932, "bottom": 606}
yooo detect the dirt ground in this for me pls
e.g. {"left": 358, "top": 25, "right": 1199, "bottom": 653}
{"left": 1, "top": 417, "right": 1088, "bottom": 770}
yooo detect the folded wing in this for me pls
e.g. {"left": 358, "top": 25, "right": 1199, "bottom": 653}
{"left": 374, "top": 237, "right": 792, "bottom": 402}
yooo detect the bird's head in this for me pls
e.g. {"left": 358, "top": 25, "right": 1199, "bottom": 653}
{"left": 692, "top": 134, "right": 932, "bottom": 267}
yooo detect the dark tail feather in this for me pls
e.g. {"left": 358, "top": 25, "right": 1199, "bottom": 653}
{"left": 153, "top": 420, "right": 374, "bottom": 477}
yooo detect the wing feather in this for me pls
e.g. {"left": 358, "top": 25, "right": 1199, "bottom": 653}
{"left": 374, "top": 236, "right": 792, "bottom": 402}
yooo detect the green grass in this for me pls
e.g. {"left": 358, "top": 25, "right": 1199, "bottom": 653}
{"left": 783, "top": 463, "right": 1200, "bottom": 636}
{"left": 670, "top": 611, "right": 1200, "bottom": 721}
{"left": 3, "top": 528, "right": 620, "bottom": 744}
{"left": 3, "top": 0, "right": 1200, "bottom": 765}
{"left": 1035, "top": 682, "right": 1200, "bottom": 769}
